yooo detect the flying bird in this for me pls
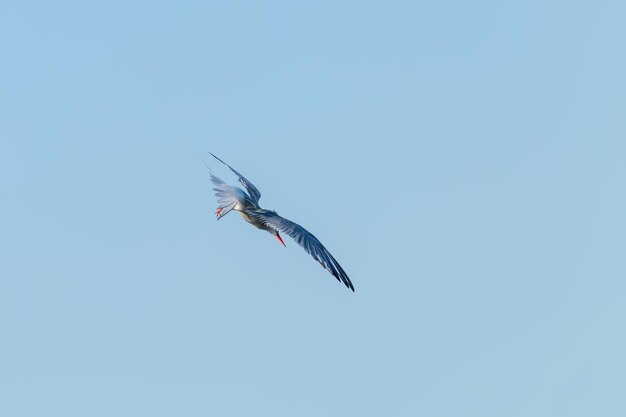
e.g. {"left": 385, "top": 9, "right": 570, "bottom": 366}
{"left": 206, "top": 153, "right": 354, "bottom": 292}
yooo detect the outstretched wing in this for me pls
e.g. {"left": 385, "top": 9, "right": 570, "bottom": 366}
{"left": 245, "top": 209, "right": 354, "bottom": 292}
{"left": 210, "top": 153, "right": 261, "bottom": 204}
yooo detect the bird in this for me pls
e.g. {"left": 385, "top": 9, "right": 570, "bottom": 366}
{"left": 205, "top": 152, "right": 354, "bottom": 292}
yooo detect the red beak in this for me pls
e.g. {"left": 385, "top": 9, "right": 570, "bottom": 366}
{"left": 275, "top": 231, "right": 286, "bottom": 247}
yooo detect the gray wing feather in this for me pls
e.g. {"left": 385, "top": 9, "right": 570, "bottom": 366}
{"left": 210, "top": 153, "right": 262, "bottom": 204}
{"left": 245, "top": 209, "right": 354, "bottom": 292}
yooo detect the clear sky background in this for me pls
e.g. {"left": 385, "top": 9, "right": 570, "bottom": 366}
{"left": 1, "top": 1, "right": 625, "bottom": 416}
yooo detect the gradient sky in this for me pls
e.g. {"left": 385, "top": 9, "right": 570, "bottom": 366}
{"left": 2, "top": 1, "right": 625, "bottom": 416}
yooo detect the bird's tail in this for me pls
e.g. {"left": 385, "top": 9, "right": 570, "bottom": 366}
{"left": 210, "top": 173, "right": 239, "bottom": 220}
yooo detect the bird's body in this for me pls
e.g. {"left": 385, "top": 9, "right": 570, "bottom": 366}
{"left": 237, "top": 206, "right": 270, "bottom": 231}
{"left": 206, "top": 153, "right": 354, "bottom": 291}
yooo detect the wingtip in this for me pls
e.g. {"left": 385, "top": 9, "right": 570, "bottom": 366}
{"left": 208, "top": 152, "right": 224, "bottom": 164}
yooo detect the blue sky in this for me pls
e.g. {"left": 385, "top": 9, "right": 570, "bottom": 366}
{"left": 1, "top": 1, "right": 625, "bottom": 416}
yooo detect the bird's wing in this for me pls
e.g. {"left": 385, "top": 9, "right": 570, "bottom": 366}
{"left": 209, "top": 153, "right": 261, "bottom": 204}
{"left": 245, "top": 209, "right": 354, "bottom": 291}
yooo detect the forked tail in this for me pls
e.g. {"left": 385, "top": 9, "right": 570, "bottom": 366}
{"left": 210, "top": 173, "right": 239, "bottom": 220}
